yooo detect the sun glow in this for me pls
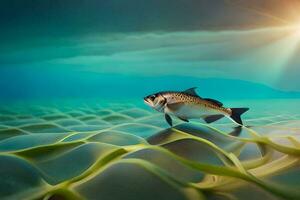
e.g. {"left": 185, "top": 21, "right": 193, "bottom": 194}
{"left": 266, "top": 25, "right": 300, "bottom": 83}
{"left": 294, "top": 23, "right": 300, "bottom": 35}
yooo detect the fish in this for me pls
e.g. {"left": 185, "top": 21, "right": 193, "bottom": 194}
{"left": 143, "top": 87, "right": 249, "bottom": 127}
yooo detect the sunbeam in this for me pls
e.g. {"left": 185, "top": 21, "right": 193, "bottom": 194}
{"left": 241, "top": 26, "right": 300, "bottom": 83}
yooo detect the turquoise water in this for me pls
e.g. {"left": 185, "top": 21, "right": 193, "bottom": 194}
{"left": 1, "top": 19, "right": 300, "bottom": 200}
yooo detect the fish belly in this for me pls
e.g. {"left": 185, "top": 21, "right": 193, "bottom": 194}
{"left": 172, "top": 104, "right": 224, "bottom": 119}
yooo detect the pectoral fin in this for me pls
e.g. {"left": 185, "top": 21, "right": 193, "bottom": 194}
{"left": 165, "top": 114, "right": 173, "bottom": 126}
{"left": 203, "top": 115, "right": 224, "bottom": 123}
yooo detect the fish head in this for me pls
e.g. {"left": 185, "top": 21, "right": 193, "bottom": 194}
{"left": 143, "top": 93, "right": 166, "bottom": 112}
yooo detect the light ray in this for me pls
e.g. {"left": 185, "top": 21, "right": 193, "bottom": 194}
{"left": 224, "top": 0, "right": 291, "bottom": 25}
{"left": 241, "top": 26, "right": 300, "bottom": 83}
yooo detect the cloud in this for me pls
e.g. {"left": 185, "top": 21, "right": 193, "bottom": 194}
{"left": 1, "top": 25, "right": 300, "bottom": 91}
{"left": 1, "top": 0, "right": 298, "bottom": 48}
{"left": 37, "top": 27, "right": 299, "bottom": 91}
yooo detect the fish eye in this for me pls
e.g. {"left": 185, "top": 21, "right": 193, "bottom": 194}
{"left": 149, "top": 95, "right": 156, "bottom": 101}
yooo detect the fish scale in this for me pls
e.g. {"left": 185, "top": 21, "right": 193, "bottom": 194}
{"left": 164, "top": 92, "right": 230, "bottom": 114}
{"left": 144, "top": 87, "right": 249, "bottom": 127}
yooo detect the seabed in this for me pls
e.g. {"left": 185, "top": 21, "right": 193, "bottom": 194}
{"left": 0, "top": 99, "right": 299, "bottom": 200}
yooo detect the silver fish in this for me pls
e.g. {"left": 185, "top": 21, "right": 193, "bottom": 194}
{"left": 143, "top": 87, "right": 249, "bottom": 126}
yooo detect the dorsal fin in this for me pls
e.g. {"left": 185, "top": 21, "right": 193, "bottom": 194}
{"left": 203, "top": 98, "right": 223, "bottom": 107}
{"left": 183, "top": 87, "right": 200, "bottom": 97}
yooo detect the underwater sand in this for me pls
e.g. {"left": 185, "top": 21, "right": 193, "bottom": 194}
{"left": 0, "top": 99, "right": 300, "bottom": 200}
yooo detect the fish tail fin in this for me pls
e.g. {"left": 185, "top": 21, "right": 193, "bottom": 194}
{"left": 230, "top": 108, "right": 249, "bottom": 125}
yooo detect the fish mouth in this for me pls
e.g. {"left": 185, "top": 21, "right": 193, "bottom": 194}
{"left": 143, "top": 97, "right": 149, "bottom": 103}
{"left": 143, "top": 97, "right": 151, "bottom": 106}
